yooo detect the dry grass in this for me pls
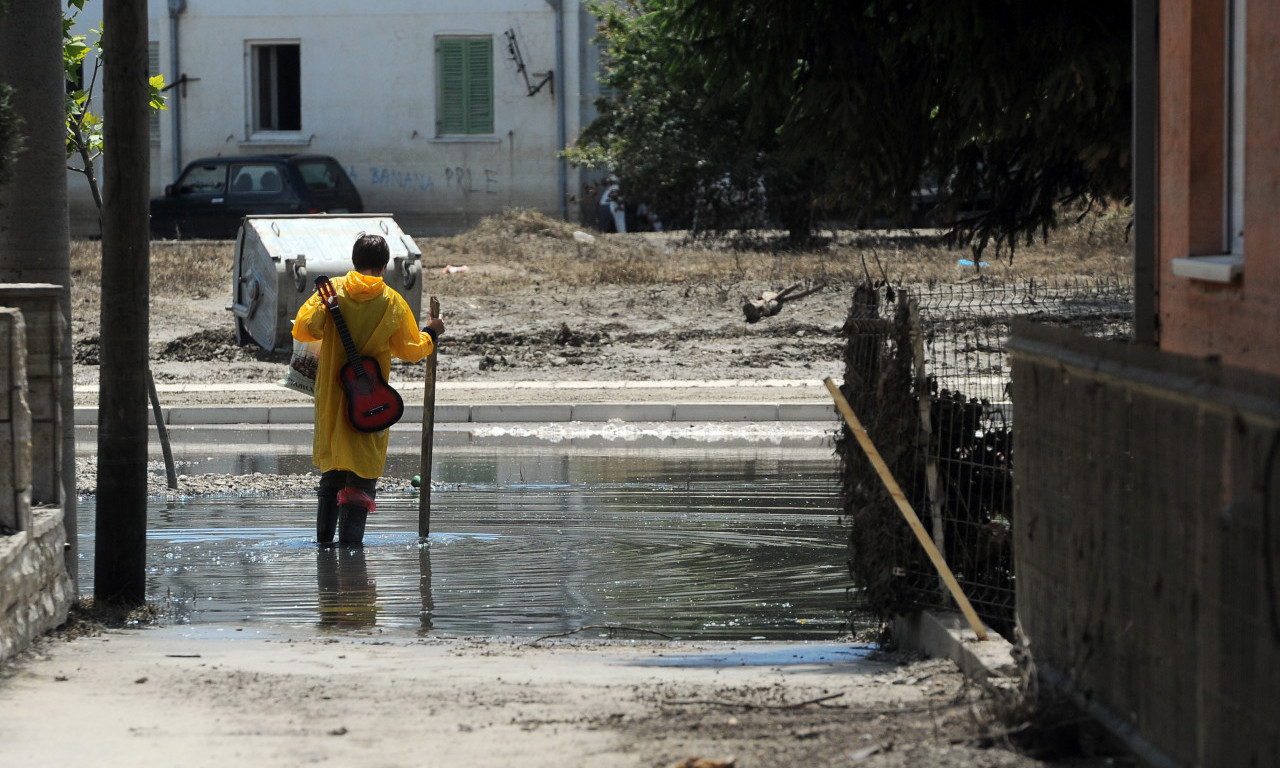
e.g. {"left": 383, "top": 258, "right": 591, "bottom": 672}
{"left": 68, "top": 206, "right": 1132, "bottom": 306}
{"left": 422, "top": 207, "right": 1132, "bottom": 294}
{"left": 71, "top": 238, "right": 232, "bottom": 311}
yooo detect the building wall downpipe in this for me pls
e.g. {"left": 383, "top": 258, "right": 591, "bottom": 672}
{"left": 167, "top": 0, "right": 186, "bottom": 180}
{"left": 546, "top": 0, "right": 567, "bottom": 220}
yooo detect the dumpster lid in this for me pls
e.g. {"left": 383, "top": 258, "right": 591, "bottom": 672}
{"left": 238, "top": 214, "right": 421, "bottom": 261}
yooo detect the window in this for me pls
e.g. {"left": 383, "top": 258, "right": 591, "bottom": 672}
{"left": 228, "top": 164, "right": 285, "bottom": 195}
{"left": 437, "top": 37, "right": 493, "bottom": 136}
{"left": 174, "top": 163, "right": 226, "bottom": 195}
{"left": 296, "top": 157, "right": 356, "bottom": 192}
{"left": 149, "top": 41, "right": 161, "bottom": 144}
{"left": 250, "top": 42, "right": 301, "bottom": 133}
{"left": 1225, "top": 0, "right": 1245, "bottom": 255}
{"left": 1173, "top": 0, "right": 1245, "bottom": 282}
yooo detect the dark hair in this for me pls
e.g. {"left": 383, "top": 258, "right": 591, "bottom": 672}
{"left": 352, "top": 233, "right": 390, "bottom": 271}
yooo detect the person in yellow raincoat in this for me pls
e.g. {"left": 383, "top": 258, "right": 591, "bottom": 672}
{"left": 292, "top": 234, "right": 445, "bottom": 545}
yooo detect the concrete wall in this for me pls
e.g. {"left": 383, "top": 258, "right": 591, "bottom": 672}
{"left": 1158, "top": 0, "right": 1280, "bottom": 377}
{"left": 0, "top": 306, "right": 72, "bottom": 664}
{"left": 69, "top": 0, "right": 596, "bottom": 237}
{"left": 1009, "top": 322, "right": 1280, "bottom": 767}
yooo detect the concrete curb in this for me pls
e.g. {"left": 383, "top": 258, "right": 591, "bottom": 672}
{"left": 74, "top": 401, "right": 839, "bottom": 426}
{"left": 893, "top": 610, "right": 1021, "bottom": 690}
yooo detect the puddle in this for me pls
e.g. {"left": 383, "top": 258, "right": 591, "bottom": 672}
{"left": 77, "top": 445, "right": 855, "bottom": 640}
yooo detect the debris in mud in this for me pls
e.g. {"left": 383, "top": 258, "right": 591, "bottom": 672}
{"left": 74, "top": 335, "right": 99, "bottom": 365}
{"left": 49, "top": 598, "right": 165, "bottom": 640}
{"left": 743, "top": 282, "right": 826, "bottom": 323}
{"left": 157, "top": 329, "right": 282, "bottom": 363}
{"left": 478, "top": 354, "right": 509, "bottom": 371}
{"left": 554, "top": 322, "right": 587, "bottom": 347}
{"left": 667, "top": 759, "right": 735, "bottom": 768}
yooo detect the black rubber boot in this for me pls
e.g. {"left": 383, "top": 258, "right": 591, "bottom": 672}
{"left": 317, "top": 490, "right": 339, "bottom": 545}
{"left": 337, "top": 505, "right": 367, "bottom": 546}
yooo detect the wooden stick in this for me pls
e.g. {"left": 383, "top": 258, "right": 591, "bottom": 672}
{"left": 823, "top": 377, "right": 988, "bottom": 641}
{"left": 146, "top": 369, "right": 178, "bottom": 490}
{"left": 417, "top": 296, "right": 440, "bottom": 538}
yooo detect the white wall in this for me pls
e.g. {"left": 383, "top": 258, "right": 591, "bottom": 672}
{"left": 69, "top": 0, "right": 592, "bottom": 237}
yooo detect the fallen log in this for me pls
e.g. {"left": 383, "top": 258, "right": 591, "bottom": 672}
{"left": 742, "top": 281, "right": 825, "bottom": 323}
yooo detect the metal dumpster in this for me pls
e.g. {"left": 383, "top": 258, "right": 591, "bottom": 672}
{"left": 231, "top": 214, "right": 423, "bottom": 352}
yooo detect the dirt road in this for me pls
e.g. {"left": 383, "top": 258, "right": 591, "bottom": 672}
{"left": 2, "top": 625, "right": 1078, "bottom": 768}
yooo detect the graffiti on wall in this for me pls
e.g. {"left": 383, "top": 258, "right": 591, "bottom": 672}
{"left": 353, "top": 165, "right": 500, "bottom": 195}
{"left": 444, "top": 166, "right": 499, "bottom": 195}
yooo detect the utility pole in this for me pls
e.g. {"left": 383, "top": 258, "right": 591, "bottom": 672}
{"left": 95, "top": 0, "right": 151, "bottom": 605}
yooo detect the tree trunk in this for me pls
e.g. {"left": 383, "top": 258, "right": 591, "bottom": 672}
{"left": 95, "top": 0, "right": 151, "bottom": 606}
{"left": 0, "top": 0, "right": 78, "bottom": 584}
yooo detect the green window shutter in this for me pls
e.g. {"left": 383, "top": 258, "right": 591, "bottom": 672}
{"left": 438, "top": 37, "right": 492, "bottom": 135}
{"left": 465, "top": 38, "right": 493, "bottom": 134}
{"left": 437, "top": 38, "right": 466, "bottom": 134}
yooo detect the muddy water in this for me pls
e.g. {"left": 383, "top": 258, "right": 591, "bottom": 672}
{"left": 77, "top": 445, "right": 853, "bottom": 640}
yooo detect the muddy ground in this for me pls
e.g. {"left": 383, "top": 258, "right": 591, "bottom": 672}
{"left": 4, "top": 623, "right": 1126, "bottom": 768}
{"left": 70, "top": 210, "right": 1130, "bottom": 395}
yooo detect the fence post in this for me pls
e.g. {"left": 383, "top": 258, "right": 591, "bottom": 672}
{"left": 826, "top": 377, "right": 989, "bottom": 641}
{"left": 908, "top": 297, "right": 947, "bottom": 598}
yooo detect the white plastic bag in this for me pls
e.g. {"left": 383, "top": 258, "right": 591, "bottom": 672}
{"left": 282, "top": 338, "right": 322, "bottom": 397}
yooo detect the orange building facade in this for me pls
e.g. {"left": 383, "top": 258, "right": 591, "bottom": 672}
{"left": 1158, "top": 0, "right": 1280, "bottom": 376}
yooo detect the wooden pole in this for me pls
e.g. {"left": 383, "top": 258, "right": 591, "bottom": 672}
{"left": 824, "top": 377, "right": 988, "bottom": 641}
{"left": 417, "top": 296, "right": 440, "bottom": 538}
{"left": 96, "top": 0, "right": 152, "bottom": 606}
{"left": 147, "top": 370, "right": 178, "bottom": 489}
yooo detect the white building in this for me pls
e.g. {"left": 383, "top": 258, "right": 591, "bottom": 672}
{"left": 69, "top": 0, "right": 604, "bottom": 237}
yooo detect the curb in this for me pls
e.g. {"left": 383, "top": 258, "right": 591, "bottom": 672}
{"left": 73, "top": 401, "right": 840, "bottom": 426}
{"left": 893, "top": 610, "right": 1021, "bottom": 691}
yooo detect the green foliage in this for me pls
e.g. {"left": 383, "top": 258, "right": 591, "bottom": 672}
{"left": 0, "top": 80, "right": 21, "bottom": 191}
{"left": 64, "top": 0, "right": 166, "bottom": 208}
{"left": 567, "top": 0, "right": 800, "bottom": 238}
{"left": 575, "top": 0, "right": 1132, "bottom": 256}
{"left": 0, "top": 1, "right": 23, "bottom": 193}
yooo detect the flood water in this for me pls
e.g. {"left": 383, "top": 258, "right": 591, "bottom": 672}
{"left": 77, "top": 440, "right": 854, "bottom": 640}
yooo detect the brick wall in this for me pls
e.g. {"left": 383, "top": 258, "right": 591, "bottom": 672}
{"left": 1009, "top": 322, "right": 1280, "bottom": 767}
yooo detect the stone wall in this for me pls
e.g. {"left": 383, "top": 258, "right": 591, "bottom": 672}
{"left": 0, "top": 507, "right": 73, "bottom": 661}
{"left": 0, "top": 298, "right": 71, "bottom": 664}
{"left": 0, "top": 307, "right": 31, "bottom": 535}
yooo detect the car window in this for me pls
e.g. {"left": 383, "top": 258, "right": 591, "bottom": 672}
{"left": 176, "top": 164, "right": 226, "bottom": 194}
{"left": 229, "top": 164, "right": 286, "bottom": 194}
{"left": 296, "top": 159, "right": 354, "bottom": 191}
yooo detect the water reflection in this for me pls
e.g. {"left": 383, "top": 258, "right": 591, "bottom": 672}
{"left": 77, "top": 446, "right": 851, "bottom": 639}
{"left": 419, "top": 544, "right": 434, "bottom": 632}
{"left": 316, "top": 547, "right": 379, "bottom": 629}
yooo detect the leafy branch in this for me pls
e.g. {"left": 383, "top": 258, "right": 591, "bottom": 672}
{"left": 64, "top": 0, "right": 166, "bottom": 213}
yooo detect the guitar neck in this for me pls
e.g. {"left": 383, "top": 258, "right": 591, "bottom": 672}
{"left": 327, "top": 302, "right": 367, "bottom": 377}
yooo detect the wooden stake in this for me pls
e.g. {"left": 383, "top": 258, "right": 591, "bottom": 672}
{"left": 146, "top": 369, "right": 178, "bottom": 489}
{"left": 417, "top": 296, "right": 440, "bottom": 538}
{"left": 824, "top": 377, "right": 988, "bottom": 641}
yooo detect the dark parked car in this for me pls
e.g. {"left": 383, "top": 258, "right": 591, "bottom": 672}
{"left": 150, "top": 154, "right": 363, "bottom": 239}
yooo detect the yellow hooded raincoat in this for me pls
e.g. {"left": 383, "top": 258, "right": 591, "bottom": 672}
{"left": 292, "top": 271, "right": 434, "bottom": 479}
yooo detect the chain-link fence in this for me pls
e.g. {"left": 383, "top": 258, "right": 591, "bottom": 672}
{"left": 836, "top": 278, "right": 1133, "bottom": 637}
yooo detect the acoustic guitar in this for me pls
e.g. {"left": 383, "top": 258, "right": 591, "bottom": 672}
{"left": 314, "top": 275, "right": 405, "bottom": 433}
